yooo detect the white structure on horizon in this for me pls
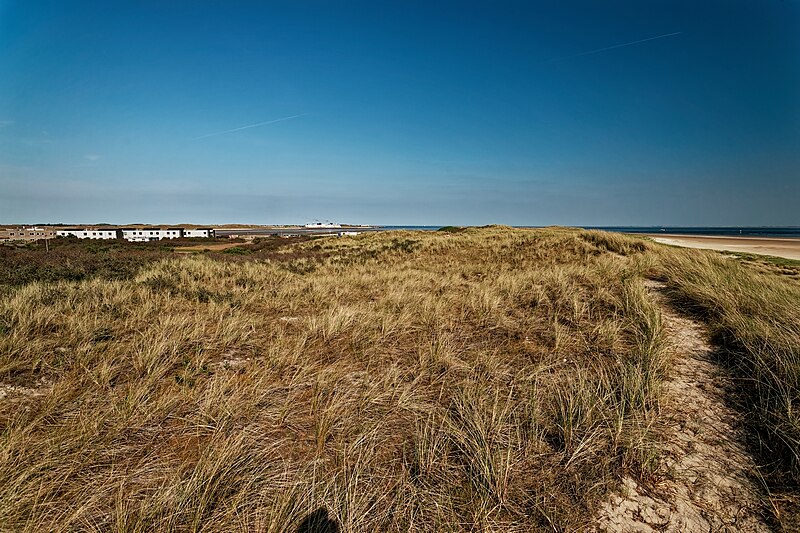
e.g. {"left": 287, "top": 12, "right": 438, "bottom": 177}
{"left": 55, "top": 227, "right": 215, "bottom": 242}
{"left": 184, "top": 228, "right": 214, "bottom": 238}
{"left": 56, "top": 229, "right": 121, "bottom": 240}
{"left": 304, "top": 221, "right": 341, "bottom": 228}
{"left": 121, "top": 228, "right": 183, "bottom": 242}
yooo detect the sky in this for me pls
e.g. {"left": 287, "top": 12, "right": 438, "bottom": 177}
{"left": 0, "top": 0, "right": 798, "bottom": 226}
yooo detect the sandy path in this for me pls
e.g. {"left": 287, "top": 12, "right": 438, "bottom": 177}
{"left": 646, "top": 235, "right": 800, "bottom": 261}
{"left": 596, "top": 281, "right": 770, "bottom": 532}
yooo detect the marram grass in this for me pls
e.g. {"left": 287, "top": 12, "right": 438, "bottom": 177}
{"left": 1, "top": 227, "right": 795, "bottom": 531}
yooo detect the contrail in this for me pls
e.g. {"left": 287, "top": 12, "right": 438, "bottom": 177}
{"left": 544, "top": 31, "right": 681, "bottom": 63}
{"left": 193, "top": 113, "right": 307, "bottom": 140}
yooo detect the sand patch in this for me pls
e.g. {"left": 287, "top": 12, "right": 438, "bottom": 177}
{"left": 0, "top": 379, "right": 53, "bottom": 402}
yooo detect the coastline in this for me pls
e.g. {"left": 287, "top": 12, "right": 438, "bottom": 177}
{"left": 644, "top": 234, "right": 800, "bottom": 261}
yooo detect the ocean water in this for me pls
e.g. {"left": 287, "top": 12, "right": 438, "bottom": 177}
{"left": 384, "top": 226, "right": 800, "bottom": 238}
{"left": 583, "top": 227, "right": 800, "bottom": 238}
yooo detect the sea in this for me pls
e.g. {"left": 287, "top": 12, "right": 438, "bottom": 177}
{"left": 382, "top": 226, "right": 800, "bottom": 238}
{"left": 583, "top": 227, "right": 800, "bottom": 238}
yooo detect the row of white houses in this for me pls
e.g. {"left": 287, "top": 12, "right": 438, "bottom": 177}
{"left": 56, "top": 227, "right": 215, "bottom": 242}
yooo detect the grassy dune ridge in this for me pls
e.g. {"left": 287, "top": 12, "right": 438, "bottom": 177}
{"left": 0, "top": 227, "right": 795, "bottom": 530}
{"left": 0, "top": 228, "right": 668, "bottom": 531}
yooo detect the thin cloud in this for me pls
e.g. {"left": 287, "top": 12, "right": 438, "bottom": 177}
{"left": 544, "top": 31, "right": 682, "bottom": 63}
{"left": 84, "top": 154, "right": 101, "bottom": 161}
{"left": 0, "top": 120, "right": 13, "bottom": 128}
{"left": 193, "top": 114, "right": 307, "bottom": 140}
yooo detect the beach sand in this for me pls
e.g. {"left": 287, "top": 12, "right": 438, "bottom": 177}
{"left": 645, "top": 234, "right": 800, "bottom": 261}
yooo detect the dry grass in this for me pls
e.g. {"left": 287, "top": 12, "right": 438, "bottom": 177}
{"left": 174, "top": 243, "right": 244, "bottom": 253}
{"left": 0, "top": 227, "right": 682, "bottom": 531}
{"left": 653, "top": 249, "right": 800, "bottom": 485}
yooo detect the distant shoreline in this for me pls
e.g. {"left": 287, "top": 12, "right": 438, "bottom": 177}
{"left": 584, "top": 226, "right": 800, "bottom": 239}
{"left": 644, "top": 234, "right": 800, "bottom": 261}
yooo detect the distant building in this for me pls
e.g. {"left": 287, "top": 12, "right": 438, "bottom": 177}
{"left": 120, "top": 228, "right": 184, "bottom": 241}
{"left": 6, "top": 226, "right": 217, "bottom": 243}
{"left": 184, "top": 228, "right": 215, "bottom": 238}
{"left": 0, "top": 227, "right": 57, "bottom": 241}
{"left": 56, "top": 228, "right": 122, "bottom": 240}
{"left": 304, "top": 222, "right": 342, "bottom": 228}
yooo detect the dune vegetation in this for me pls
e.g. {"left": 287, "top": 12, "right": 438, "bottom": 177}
{"left": 656, "top": 250, "right": 800, "bottom": 480}
{"left": 0, "top": 227, "right": 797, "bottom": 531}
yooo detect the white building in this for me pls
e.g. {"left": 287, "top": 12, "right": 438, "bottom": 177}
{"left": 121, "top": 228, "right": 184, "bottom": 242}
{"left": 53, "top": 226, "right": 216, "bottom": 242}
{"left": 183, "top": 228, "right": 215, "bottom": 238}
{"left": 304, "top": 222, "right": 341, "bottom": 228}
{"left": 56, "top": 229, "right": 122, "bottom": 240}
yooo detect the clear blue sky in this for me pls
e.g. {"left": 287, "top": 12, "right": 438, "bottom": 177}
{"left": 1, "top": 0, "right": 797, "bottom": 225}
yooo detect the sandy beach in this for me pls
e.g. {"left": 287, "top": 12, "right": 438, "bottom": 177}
{"left": 646, "top": 234, "right": 800, "bottom": 261}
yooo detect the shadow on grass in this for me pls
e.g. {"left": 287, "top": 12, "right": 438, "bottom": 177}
{"left": 297, "top": 507, "right": 340, "bottom": 533}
